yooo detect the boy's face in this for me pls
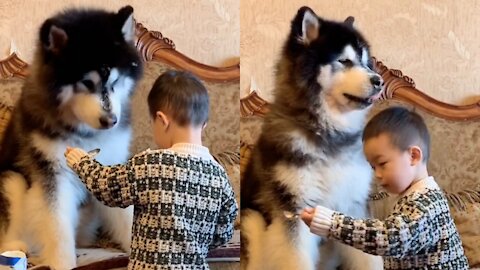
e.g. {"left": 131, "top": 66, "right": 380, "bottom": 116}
{"left": 363, "top": 133, "right": 415, "bottom": 194}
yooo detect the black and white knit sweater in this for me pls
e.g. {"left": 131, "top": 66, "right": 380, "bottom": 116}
{"left": 311, "top": 176, "right": 469, "bottom": 269}
{"left": 72, "top": 143, "right": 238, "bottom": 270}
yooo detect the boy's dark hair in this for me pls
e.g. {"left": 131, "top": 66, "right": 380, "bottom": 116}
{"left": 147, "top": 70, "right": 209, "bottom": 127}
{"left": 362, "top": 107, "right": 430, "bottom": 163}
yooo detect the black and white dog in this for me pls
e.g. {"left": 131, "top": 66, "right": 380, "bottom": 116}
{"left": 0, "top": 6, "right": 142, "bottom": 269}
{"left": 241, "top": 7, "right": 384, "bottom": 270}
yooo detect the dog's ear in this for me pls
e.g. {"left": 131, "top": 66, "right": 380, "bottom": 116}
{"left": 344, "top": 16, "right": 355, "bottom": 27}
{"left": 292, "top": 6, "right": 320, "bottom": 45}
{"left": 117, "top": 5, "right": 135, "bottom": 42}
{"left": 40, "top": 19, "right": 68, "bottom": 55}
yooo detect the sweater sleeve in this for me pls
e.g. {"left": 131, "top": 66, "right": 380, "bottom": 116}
{"left": 310, "top": 205, "right": 335, "bottom": 236}
{"left": 325, "top": 198, "right": 437, "bottom": 258}
{"left": 74, "top": 150, "right": 175, "bottom": 207}
{"left": 72, "top": 156, "right": 137, "bottom": 208}
{"left": 209, "top": 174, "right": 238, "bottom": 250}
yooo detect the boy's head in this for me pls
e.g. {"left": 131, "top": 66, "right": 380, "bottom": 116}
{"left": 362, "top": 107, "right": 430, "bottom": 194}
{"left": 148, "top": 70, "right": 209, "bottom": 126}
{"left": 147, "top": 70, "right": 209, "bottom": 148}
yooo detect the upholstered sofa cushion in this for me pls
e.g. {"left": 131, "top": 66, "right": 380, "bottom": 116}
{"left": 0, "top": 77, "right": 22, "bottom": 107}
{"left": 450, "top": 200, "right": 480, "bottom": 268}
{"left": 240, "top": 116, "right": 263, "bottom": 147}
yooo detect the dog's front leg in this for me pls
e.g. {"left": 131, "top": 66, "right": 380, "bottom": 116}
{"left": 0, "top": 171, "right": 29, "bottom": 253}
{"left": 262, "top": 217, "right": 322, "bottom": 270}
{"left": 96, "top": 202, "right": 133, "bottom": 253}
{"left": 336, "top": 201, "right": 383, "bottom": 270}
{"left": 337, "top": 242, "right": 383, "bottom": 270}
{"left": 26, "top": 180, "right": 81, "bottom": 270}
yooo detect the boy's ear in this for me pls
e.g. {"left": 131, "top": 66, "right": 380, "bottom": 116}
{"left": 156, "top": 111, "right": 169, "bottom": 129}
{"left": 409, "top": 146, "right": 423, "bottom": 165}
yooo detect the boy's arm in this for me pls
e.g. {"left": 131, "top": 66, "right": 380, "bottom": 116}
{"left": 70, "top": 149, "right": 167, "bottom": 207}
{"left": 311, "top": 200, "right": 437, "bottom": 258}
{"left": 209, "top": 175, "right": 238, "bottom": 250}
{"left": 72, "top": 156, "right": 137, "bottom": 208}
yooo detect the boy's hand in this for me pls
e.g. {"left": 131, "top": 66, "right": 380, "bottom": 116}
{"left": 64, "top": 147, "right": 88, "bottom": 168}
{"left": 304, "top": 205, "right": 335, "bottom": 237}
{"left": 300, "top": 207, "right": 315, "bottom": 227}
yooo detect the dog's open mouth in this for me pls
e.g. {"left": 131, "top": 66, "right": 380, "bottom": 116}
{"left": 344, "top": 92, "right": 382, "bottom": 106}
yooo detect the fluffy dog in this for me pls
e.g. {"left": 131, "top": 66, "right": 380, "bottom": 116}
{"left": 0, "top": 6, "right": 142, "bottom": 269}
{"left": 241, "top": 6, "right": 384, "bottom": 270}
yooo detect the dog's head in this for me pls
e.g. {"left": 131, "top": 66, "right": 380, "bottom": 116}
{"left": 276, "top": 7, "right": 383, "bottom": 122}
{"left": 37, "top": 5, "right": 142, "bottom": 131}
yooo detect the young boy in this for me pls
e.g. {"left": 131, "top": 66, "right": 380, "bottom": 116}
{"left": 65, "top": 70, "right": 238, "bottom": 270}
{"left": 301, "top": 107, "right": 469, "bottom": 269}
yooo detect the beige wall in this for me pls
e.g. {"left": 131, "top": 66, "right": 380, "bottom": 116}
{"left": 2, "top": 1, "right": 479, "bottom": 104}
{"left": 241, "top": 0, "right": 480, "bottom": 105}
{"left": 0, "top": 0, "right": 239, "bottom": 66}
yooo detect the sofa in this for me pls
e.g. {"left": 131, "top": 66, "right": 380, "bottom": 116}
{"left": 0, "top": 22, "right": 240, "bottom": 270}
{"left": 240, "top": 58, "right": 480, "bottom": 269}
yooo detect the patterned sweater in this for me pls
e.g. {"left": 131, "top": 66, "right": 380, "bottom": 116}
{"left": 72, "top": 143, "right": 238, "bottom": 270}
{"left": 311, "top": 176, "right": 469, "bottom": 269}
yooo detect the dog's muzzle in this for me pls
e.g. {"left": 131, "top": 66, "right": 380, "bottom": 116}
{"left": 99, "top": 113, "right": 117, "bottom": 129}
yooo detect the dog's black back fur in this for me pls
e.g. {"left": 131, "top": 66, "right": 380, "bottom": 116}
{"left": 38, "top": 6, "right": 142, "bottom": 92}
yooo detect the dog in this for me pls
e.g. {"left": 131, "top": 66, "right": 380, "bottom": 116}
{"left": 0, "top": 6, "right": 142, "bottom": 269}
{"left": 241, "top": 6, "right": 384, "bottom": 270}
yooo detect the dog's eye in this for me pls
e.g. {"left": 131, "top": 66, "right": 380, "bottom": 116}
{"left": 81, "top": 80, "right": 94, "bottom": 90}
{"left": 338, "top": 59, "right": 353, "bottom": 67}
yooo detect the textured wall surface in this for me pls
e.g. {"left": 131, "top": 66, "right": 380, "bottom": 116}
{"left": 0, "top": 0, "right": 239, "bottom": 66}
{"left": 241, "top": 0, "right": 480, "bottom": 104}
{"left": 1, "top": 1, "right": 478, "bottom": 103}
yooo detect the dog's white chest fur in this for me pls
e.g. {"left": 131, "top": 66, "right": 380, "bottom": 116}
{"left": 273, "top": 131, "right": 372, "bottom": 214}
{"left": 29, "top": 126, "right": 131, "bottom": 198}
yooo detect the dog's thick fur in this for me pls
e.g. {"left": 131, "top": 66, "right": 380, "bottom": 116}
{"left": 0, "top": 6, "right": 142, "bottom": 269}
{"left": 241, "top": 7, "right": 384, "bottom": 270}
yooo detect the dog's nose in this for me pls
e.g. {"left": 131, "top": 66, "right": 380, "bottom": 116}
{"left": 370, "top": 75, "right": 383, "bottom": 87}
{"left": 99, "top": 114, "right": 117, "bottom": 129}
